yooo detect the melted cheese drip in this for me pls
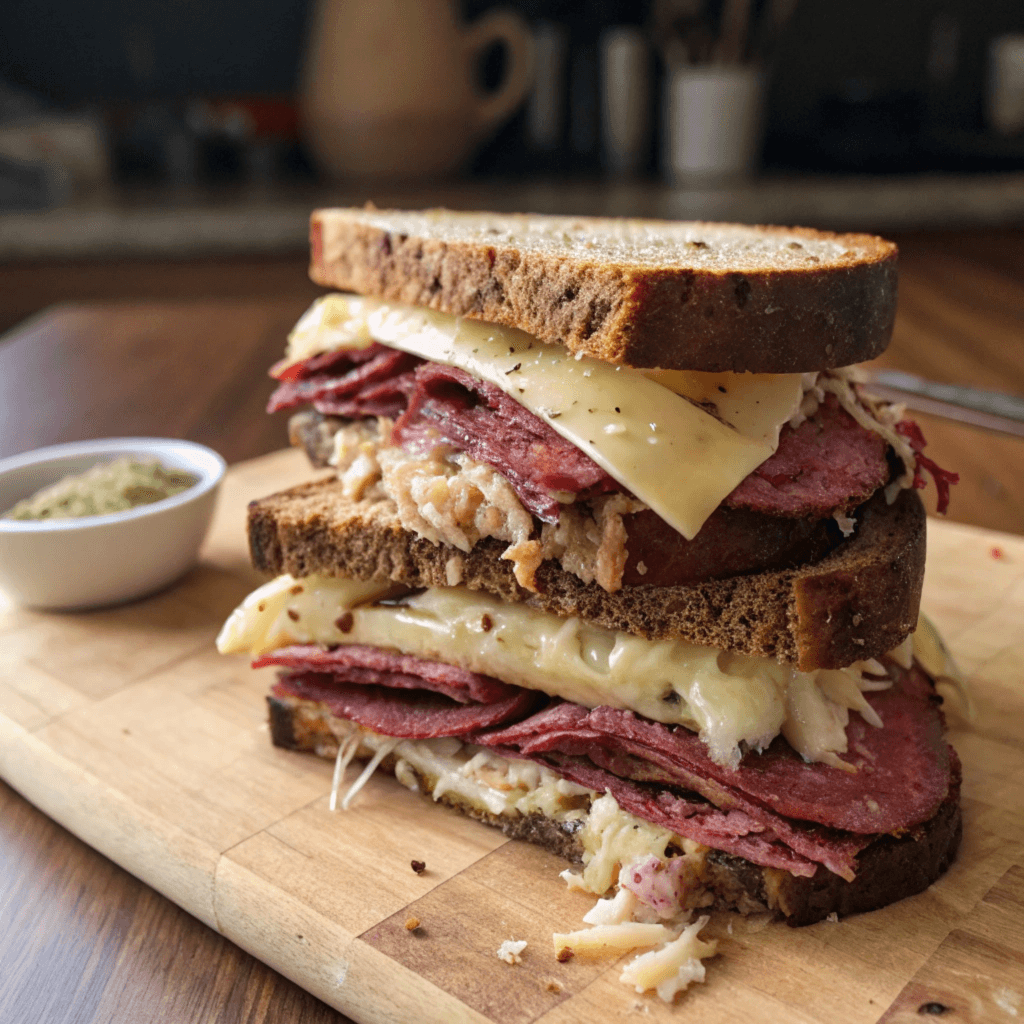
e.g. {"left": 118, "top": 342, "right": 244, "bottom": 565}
{"left": 283, "top": 295, "right": 805, "bottom": 540}
{"left": 217, "top": 574, "right": 897, "bottom": 769}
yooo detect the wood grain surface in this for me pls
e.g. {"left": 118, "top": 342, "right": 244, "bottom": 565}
{"left": 0, "top": 227, "right": 1022, "bottom": 1022}
{"left": 1, "top": 446, "right": 1023, "bottom": 1024}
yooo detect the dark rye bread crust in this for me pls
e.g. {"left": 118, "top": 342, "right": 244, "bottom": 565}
{"left": 248, "top": 480, "right": 925, "bottom": 671}
{"left": 268, "top": 693, "right": 961, "bottom": 927}
{"left": 310, "top": 208, "right": 898, "bottom": 374}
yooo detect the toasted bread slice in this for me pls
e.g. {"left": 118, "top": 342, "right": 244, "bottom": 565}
{"left": 248, "top": 482, "right": 925, "bottom": 671}
{"left": 268, "top": 691, "right": 961, "bottom": 927}
{"left": 310, "top": 208, "right": 898, "bottom": 373}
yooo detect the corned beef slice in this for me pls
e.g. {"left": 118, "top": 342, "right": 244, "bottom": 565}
{"left": 725, "top": 394, "right": 890, "bottom": 516}
{"left": 474, "top": 704, "right": 869, "bottom": 880}
{"left": 270, "top": 643, "right": 950, "bottom": 879}
{"left": 272, "top": 673, "right": 539, "bottom": 739}
{"left": 474, "top": 665, "right": 950, "bottom": 837}
{"left": 254, "top": 644, "right": 518, "bottom": 704}
{"left": 269, "top": 352, "right": 896, "bottom": 520}
{"left": 524, "top": 752, "right": 827, "bottom": 878}
{"left": 267, "top": 344, "right": 422, "bottom": 418}
{"left": 392, "top": 363, "right": 618, "bottom": 522}
{"left": 270, "top": 346, "right": 385, "bottom": 381}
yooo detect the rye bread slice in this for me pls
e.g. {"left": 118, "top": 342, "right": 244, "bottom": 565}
{"left": 248, "top": 481, "right": 925, "bottom": 671}
{"left": 310, "top": 208, "right": 898, "bottom": 373}
{"left": 268, "top": 693, "right": 961, "bottom": 927}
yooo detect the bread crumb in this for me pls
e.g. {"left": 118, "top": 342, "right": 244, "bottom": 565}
{"left": 497, "top": 939, "right": 527, "bottom": 964}
{"left": 826, "top": 912, "right": 839, "bottom": 923}
{"left": 636, "top": 561, "right": 648, "bottom": 576}
{"left": 411, "top": 859, "right": 426, "bottom": 875}
{"left": 405, "top": 917, "right": 421, "bottom": 931}
{"left": 544, "top": 979, "right": 563, "bottom": 994}
{"left": 556, "top": 946, "right": 574, "bottom": 963}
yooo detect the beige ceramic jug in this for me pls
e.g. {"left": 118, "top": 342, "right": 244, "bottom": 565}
{"left": 300, "top": 0, "right": 534, "bottom": 179}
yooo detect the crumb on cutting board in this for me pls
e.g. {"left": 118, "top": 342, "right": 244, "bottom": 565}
{"left": 497, "top": 939, "right": 527, "bottom": 964}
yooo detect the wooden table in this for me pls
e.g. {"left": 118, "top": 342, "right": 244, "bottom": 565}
{"left": 1, "top": 230, "right": 1023, "bottom": 1022}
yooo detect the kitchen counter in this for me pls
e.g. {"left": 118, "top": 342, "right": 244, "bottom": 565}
{"left": 3, "top": 172, "right": 1024, "bottom": 262}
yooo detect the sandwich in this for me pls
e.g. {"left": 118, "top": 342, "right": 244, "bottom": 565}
{"left": 218, "top": 209, "right": 962, "bottom": 999}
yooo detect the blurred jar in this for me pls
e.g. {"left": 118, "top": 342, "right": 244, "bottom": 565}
{"left": 601, "top": 26, "right": 650, "bottom": 175}
{"left": 988, "top": 35, "right": 1024, "bottom": 137}
{"left": 665, "top": 65, "right": 764, "bottom": 181}
{"left": 299, "top": 0, "right": 534, "bottom": 179}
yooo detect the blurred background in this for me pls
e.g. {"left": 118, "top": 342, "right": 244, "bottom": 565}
{"left": 2, "top": 0, "right": 1023, "bottom": 298}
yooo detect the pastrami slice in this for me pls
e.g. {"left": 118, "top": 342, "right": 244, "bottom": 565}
{"left": 720, "top": 665, "right": 951, "bottom": 832}
{"left": 273, "top": 673, "right": 539, "bottom": 739}
{"left": 392, "top": 363, "right": 618, "bottom": 521}
{"left": 474, "top": 666, "right": 950, "bottom": 836}
{"left": 724, "top": 394, "right": 890, "bottom": 516}
{"left": 267, "top": 346, "right": 421, "bottom": 416}
{"left": 529, "top": 751, "right": 824, "bottom": 878}
{"left": 254, "top": 644, "right": 518, "bottom": 704}
{"left": 475, "top": 707, "right": 869, "bottom": 879}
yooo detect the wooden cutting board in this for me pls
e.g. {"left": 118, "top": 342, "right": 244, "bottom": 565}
{"left": 1, "top": 447, "right": 1022, "bottom": 1024}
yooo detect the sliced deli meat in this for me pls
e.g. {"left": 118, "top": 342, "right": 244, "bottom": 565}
{"left": 254, "top": 644, "right": 519, "bottom": 704}
{"left": 725, "top": 394, "right": 891, "bottom": 517}
{"left": 472, "top": 665, "right": 950, "bottom": 837}
{"left": 531, "top": 753, "right": 849, "bottom": 878}
{"left": 273, "top": 673, "right": 539, "bottom": 739}
{"left": 267, "top": 344, "right": 421, "bottom": 419}
{"left": 392, "top": 362, "right": 619, "bottom": 521}
{"left": 274, "top": 351, "right": 894, "bottom": 523}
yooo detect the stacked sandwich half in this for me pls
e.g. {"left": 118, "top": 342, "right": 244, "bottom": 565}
{"left": 218, "top": 209, "right": 961, "bottom": 988}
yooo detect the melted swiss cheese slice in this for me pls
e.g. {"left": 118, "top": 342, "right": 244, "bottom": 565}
{"left": 284, "top": 295, "right": 805, "bottom": 540}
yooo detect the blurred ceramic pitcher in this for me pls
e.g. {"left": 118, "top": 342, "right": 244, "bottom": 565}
{"left": 300, "top": 0, "right": 534, "bottom": 179}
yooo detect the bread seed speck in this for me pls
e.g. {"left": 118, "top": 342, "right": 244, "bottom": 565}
{"left": 286, "top": 609, "right": 299, "bottom": 621}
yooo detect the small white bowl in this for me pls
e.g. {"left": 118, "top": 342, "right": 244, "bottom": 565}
{"left": 0, "top": 438, "right": 226, "bottom": 610}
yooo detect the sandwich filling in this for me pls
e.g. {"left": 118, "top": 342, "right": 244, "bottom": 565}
{"left": 269, "top": 295, "right": 955, "bottom": 593}
{"left": 218, "top": 575, "right": 955, "bottom": 885}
